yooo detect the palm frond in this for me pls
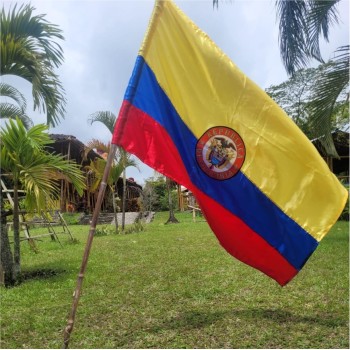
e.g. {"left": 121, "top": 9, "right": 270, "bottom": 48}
{"left": 0, "top": 104, "right": 33, "bottom": 129}
{"left": 84, "top": 158, "right": 107, "bottom": 192}
{"left": 1, "top": 117, "right": 28, "bottom": 160}
{"left": 1, "top": 4, "right": 66, "bottom": 126}
{"left": 1, "top": 4, "right": 64, "bottom": 67}
{"left": 308, "top": 45, "right": 349, "bottom": 157}
{"left": 307, "top": 0, "right": 340, "bottom": 62}
{"left": 110, "top": 163, "right": 124, "bottom": 183}
{"left": 276, "top": 0, "right": 310, "bottom": 75}
{"left": 88, "top": 111, "right": 116, "bottom": 134}
{"left": 22, "top": 154, "right": 85, "bottom": 211}
{"left": 1, "top": 118, "right": 85, "bottom": 212}
{"left": 0, "top": 82, "right": 27, "bottom": 110}
{"left": 86, "top": 139, "right": 111, "bottom": 154}
{"left": 120, "top": 151, "right": 140, "bottom": 172}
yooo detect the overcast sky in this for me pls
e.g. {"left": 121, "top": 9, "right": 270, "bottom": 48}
{"left": 2, "top": 0, "right": 349, "bottom": 184}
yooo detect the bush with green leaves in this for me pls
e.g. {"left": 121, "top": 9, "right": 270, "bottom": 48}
{"left": 123, "top": 221, "right": 145, "bottom": 234}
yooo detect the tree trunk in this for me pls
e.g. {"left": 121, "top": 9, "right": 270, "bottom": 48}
{"left": 165, "top": 178, "right": 179, "bottom": 224}
{"left": 12, "top": 179, "right": 21, "bottom": 281}
{"left": 112, "top": 190, "right": 119, "bottom": 233}
{"left": 122, "top": 169, "right": 126, "bottom": 231}
{"left": 60, "top": 180, "right": 65, "bottom": 212}
{"left": 0, "top": 190, "right": 15, "bottom": 286}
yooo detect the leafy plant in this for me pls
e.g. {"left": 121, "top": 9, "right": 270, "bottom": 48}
{"left": 85, "top": 135, "right": 139, "bottom": 233}
{"left": 61, "top": 213, "right": 83, "bottom": 225}
{"left": 0, "top": 118, "right": 85, "bottom": 284}
{"left": 1, "top": 4, "right": 66, "bottom": 126}
{"left": 123, "top": 221, "right": 145, "bottom": 234}
{"left": 266, "top": 63, "right": 348, "bottom": 140}
{"left": 0, "top": 83, "right": 33, "bottom": 129}
{"left": 94, "top": 225, "right": 115, "bottom": 236}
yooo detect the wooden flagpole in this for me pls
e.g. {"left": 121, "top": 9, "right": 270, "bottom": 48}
{"left": 63, "top": 143, "right": 117, "bottom": 348}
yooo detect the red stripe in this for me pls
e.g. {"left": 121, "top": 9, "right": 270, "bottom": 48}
{"left": 113, "top": 101, "right": 298, "bottom": 286}
{"left": 194, "top": 192, "right": 298, "bottom": 286}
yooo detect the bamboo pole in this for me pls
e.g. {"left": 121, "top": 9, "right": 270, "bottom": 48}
{"left": 63, "top": 144, "right": 117, "bottom": 349}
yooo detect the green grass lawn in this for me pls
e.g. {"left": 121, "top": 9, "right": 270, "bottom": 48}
{"left": 1, "top": 211, "right": 349, "bottom": 349}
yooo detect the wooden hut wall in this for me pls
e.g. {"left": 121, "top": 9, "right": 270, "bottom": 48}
{"left": 47, "top": 134, "right": 143, "bottom": 213}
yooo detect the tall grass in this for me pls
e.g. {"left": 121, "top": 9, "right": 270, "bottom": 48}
{"left": 1, "top": 211, "right": 348, "bottom": 348}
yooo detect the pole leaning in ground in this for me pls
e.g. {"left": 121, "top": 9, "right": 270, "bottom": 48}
{"left": 63, "top": 144, "right": 117, "bottom": 348}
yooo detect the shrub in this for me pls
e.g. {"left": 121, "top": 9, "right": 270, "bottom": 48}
{"left": 62, "top": 212, "right": 83, "bottom": 225}
{"left": 123, "top": 221, "right": 145, "bottom": 234}
{"left": 94, "top": 226, "right": 115, "bottom": 236}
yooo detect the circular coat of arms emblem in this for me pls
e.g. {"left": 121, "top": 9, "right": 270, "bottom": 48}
{"left": 195, "top": 126, "right": 245, "bottom": 180}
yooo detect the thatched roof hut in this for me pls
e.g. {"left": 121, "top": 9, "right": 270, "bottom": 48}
{"left": 47, "top": 134, "right": 143, "bottom": 213}
{"left": 48, "top": 134, "right": 101, "bottom": 166}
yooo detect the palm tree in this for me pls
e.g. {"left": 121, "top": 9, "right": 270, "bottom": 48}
{"left": 89, "top": 112, "right": 180, "bottom": 225}
{"left": 88, "top": 111, "right": 116, "bottom": 134}
{"left": 265, "top": 61, "right": 349, "bottom": 140}
{"left": 275, "top": 0, "right": 348, "bottom": 157}
{"left": 0, "top": 82, "right": 33, "bottom": 129}
{"left": 1, "top": 118, "right": 85, "bottom": 283}
{"left": 86, "top": 139, "right": 139, "bottom": 232}
{"left": 275, "top": 0, "right": 341, "bottom": 74}
{"left": 88, "top": 111, "right": 139, "bottom": 230}
{"left": 1, "top": 4, "right": 66, "bottom": 127}
{"left": 213, "top": 0, "right": 348, "bottom": 157}
{"left": 307, "top": 46, "right": 349, "bottom": 156}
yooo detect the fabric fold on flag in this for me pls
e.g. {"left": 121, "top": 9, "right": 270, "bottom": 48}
{"left": 112, "top": 0, "right": 348, "bottom": 286}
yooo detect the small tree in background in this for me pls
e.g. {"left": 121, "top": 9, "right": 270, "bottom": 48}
{"left": 142, "top": 180, "right": 160, "bottom": 212}
{"left": 165, "top": 177, "right": 179, "bottom": 224}
{"left": 214, "top": 0, "right": 349, "bottom": 157}
{"left": 143, "top": 175, "right": 179, "bottom": 224}
{"left": 1, "top": 118, "right": 85, "bottom": 285}
{"left": 86, "top": 139, "right": 138, "bottom": 233}
{"left": 88, "top": 111, "right": 139, "bottom": 231}
{"left": 266, "top": 63, "right": 349, "bottom": 140}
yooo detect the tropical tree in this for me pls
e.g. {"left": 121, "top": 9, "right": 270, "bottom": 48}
{"left": 143, "top": 174, "right": 179, "bottom": 223}
{"left": 0, "top": 83, "right": 33, "bottom": 129}
{"left": 143, "top": 176, "right": 167, "bottom": 212}
{"left": 165, "top": 177, "right": 179, "bottom": 224}
{"left": 275, "top": 0, "right": 341, "bottom": 75}
{"left": 142, "top": 180, "right": 159, "bottom": 212}
{"left": 88, "top": 111, "right": 116, "bottom": 134}
{"left": 89, "top": 112, "right": 181, "bottom": 224}
{"left": 88, "top": 111, "right": 139, "bottom": 230}
{"left": 213, "top": 0, "right": 348, "bottom": 157}
{"left": 85, "top": 139, "right": 138, "bottom": 233}
{"left": 275, "top": 0, "right": 349, "bottom": 157}
{"left": 1, "top": 4, "right": 66, "bottom": 126}
{"left": 307, "top": 46, "right": 349, "bottom": 155}
{"left": 266, "top": 62, "right": 349, "bottom": 140}
{"left": 1, "top": 118, "right": 85, "bottom": 284}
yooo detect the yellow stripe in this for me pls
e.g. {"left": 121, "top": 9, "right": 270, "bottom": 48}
{"left": 140, "top": 0, "right": 348, "bottom": 240}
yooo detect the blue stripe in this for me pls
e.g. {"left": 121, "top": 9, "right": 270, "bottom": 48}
{"left": 124, "top": 56, "right": 318, "bottom": 269}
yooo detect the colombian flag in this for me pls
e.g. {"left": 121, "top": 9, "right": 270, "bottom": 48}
{"left": 112, "top": 0, "right": 348, "bottom": 286}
